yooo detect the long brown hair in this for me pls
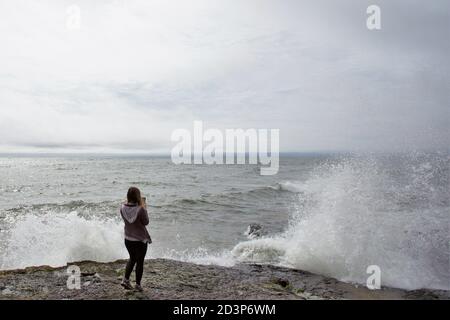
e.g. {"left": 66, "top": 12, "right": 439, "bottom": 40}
{"left": 127, "top": 187, "right": 142, "bottom": 205}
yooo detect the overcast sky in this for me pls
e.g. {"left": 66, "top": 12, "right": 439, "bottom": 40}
{"left": 0, "top": 0, "right": 448, "bottom": 153}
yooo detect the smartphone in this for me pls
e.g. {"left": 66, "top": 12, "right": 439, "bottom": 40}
{"left": 141, "top": 197, "right": 147, "bottom": 204}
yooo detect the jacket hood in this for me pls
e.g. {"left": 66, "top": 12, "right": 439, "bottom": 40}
{"left": 121, "top": 204, "right": 140, "bottom": 223}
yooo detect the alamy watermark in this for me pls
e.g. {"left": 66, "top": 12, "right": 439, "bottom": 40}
{"left": 67, "top": 265, "right": 81, "bottom": 290}
{"left": 366, "top": 5, "right": 381, "bottom": 30}
{"left": 66, "top": 4, "right": 81, "bottom": 31}
{"left": 366, "top": 265, "right": 381, "bottom": 290}
{"left": 171, "top": 121, "right": 279, "bottom": 175}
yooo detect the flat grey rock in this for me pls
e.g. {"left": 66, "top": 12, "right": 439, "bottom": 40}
{"left": 0, "top": 259, "right": 447, "bottom": 300}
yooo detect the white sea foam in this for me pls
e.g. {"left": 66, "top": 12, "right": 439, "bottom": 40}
{"left": 277, "top": 181, "right": 304, "bottom": 193}
{"left": 159, "top": 247, "right": 236, "bottom": 267}
{"left": 0, "top": 210, "right": 236, "bottom": 270}
{"left": 231, "top": 156, "right": 450, "bottom": 290}
{"left": 0, "top": 211, "right": 126, "bottom": 269}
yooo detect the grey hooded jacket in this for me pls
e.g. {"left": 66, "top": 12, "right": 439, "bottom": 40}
{"left": 120, "top": 203, "right": 152, "bottom": 243}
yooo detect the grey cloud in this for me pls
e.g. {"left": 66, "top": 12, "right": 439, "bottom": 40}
{"left": 0, "top": 0, "right": 448, "bottom": 153}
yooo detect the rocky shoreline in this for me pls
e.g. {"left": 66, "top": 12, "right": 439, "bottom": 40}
{"left": 0, "top": 259, "right": 448, "bottom": 300}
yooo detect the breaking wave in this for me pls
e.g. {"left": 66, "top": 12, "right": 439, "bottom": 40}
{"left": 231, "top": 154, "right": 450, "bottom": 290}
{"left": 0, "top": 211, "right": 126, "bottom": 269}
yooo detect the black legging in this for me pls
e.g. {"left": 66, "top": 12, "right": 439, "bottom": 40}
{"left": 124, "top": 239, "right": 148, "bottom": 285}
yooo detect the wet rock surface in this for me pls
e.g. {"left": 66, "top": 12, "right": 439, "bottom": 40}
{"left": 0, "top": 259, "right": 448, "bottom": 300}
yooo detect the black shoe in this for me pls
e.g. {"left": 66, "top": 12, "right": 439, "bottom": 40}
{"left": 134, "top": 284, "right": 143, "bottom": 292}
{"left": 121, "top": 279, "right": 133, "bottom": 290}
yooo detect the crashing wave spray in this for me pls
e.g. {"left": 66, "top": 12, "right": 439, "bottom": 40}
{"left": 232, "top": 153, "right": 449, "bottom": 290}
{"left": 0, "top": 211, "right": 127, "bottom": 269}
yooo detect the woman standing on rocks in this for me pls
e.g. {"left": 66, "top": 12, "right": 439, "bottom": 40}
{"left": 120, "top": 187, "right": 152, "bottom": 292}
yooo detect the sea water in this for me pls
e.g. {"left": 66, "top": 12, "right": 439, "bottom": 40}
{"left": 0, "top": 152, "right": 448, "bottom": 290}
